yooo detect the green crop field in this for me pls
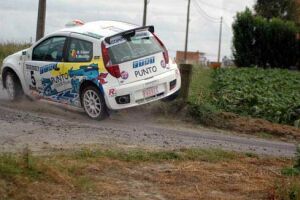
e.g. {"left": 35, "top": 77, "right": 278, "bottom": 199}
{"left": 189, "top": 67, "right": 300, "bottom": 125}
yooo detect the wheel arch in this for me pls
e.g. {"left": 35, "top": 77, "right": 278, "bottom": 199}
{"left": 79, "top": 80, "right": 104, "bottom": 106}
{"left": 1, "top": 67, "right": 21, "bottom": 89}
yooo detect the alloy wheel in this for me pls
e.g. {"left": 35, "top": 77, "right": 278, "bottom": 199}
{"left": 83, "top": 89, "right": 102, "bottom": 118}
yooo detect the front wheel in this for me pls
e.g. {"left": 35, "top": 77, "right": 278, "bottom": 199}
{"left": 81, "top": 86, "right": 108, "bottom": 120}
{"left": 4, "top": 71, "right": 24, "bottom": 101}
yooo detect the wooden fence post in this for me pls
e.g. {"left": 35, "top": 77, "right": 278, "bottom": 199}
{"left": 179, "top": 64, "right": 193, "bottom": 102}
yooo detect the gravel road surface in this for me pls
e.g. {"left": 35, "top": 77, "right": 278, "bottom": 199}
{"left": 0, "top": 85, "right": 297, "bottom": 157}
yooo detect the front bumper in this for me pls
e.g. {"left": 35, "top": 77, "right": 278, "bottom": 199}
{"left": 104, "top": 69, "right": 181, "bottom": 110}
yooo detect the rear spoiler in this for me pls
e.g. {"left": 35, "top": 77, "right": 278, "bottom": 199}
{"left": 104, "top": 25, "right": 155, "bottom": 45}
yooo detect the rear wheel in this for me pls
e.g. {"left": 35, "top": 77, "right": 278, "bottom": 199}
{"left": 81, "top": 86, "right": 107, "bottom": 120}
{"left": 4, "top": 71, "right": 24, "bottom": 101}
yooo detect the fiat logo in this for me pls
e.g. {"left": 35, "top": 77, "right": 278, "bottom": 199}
{"left": 161, "top": 60, "right": 166, "bottom": 68}
{"left": 121, "top": 71, "right": 129, "bottom": 80}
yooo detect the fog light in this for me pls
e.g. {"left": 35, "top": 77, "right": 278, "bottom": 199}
{"left": 116, "top": 95, "right": 130, "bottom": 104}
{"left": 170, "top": 79, "right": 177, "bottom": 91}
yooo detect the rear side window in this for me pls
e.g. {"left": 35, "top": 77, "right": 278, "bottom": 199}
{"left": 108, "top": 34, "right": 162, "bottom": 64}
{"left": 33, "top": 37, "right": 66, "bottom": 62}
{"left": 67, "top": 38, "right": 93, "bottom": 62}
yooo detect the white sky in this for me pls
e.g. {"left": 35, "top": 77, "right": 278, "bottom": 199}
{"left": 0, "top": 0, "right": 255, "bottom": 60}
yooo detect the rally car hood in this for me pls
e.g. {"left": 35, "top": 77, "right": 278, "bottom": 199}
{"left": 3, "top": 49, "right": 27, "bottom": 65}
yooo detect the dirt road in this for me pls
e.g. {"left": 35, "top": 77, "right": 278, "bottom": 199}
{"left": 0, "top": 87, "right": 297, "bottom": 157}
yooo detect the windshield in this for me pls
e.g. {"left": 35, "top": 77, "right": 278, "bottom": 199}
{"left": 108, "top": 34, "right": 163, "bottom": 64}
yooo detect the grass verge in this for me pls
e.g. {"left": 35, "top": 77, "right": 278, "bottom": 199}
{"left": 0, "top": 148, "right": 298, "bottom": 200}
{"left": 72, "top": 148, "right": 237, "bottom": 163}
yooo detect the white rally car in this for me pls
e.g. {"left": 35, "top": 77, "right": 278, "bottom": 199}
{"left": 1, "top": 20, "right": 181, "bottom": 120}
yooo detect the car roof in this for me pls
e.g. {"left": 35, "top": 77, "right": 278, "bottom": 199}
{"left": 59, "top": 20, "right": 139, "bottom": 39}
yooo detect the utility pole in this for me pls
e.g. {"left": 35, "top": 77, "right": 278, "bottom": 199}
{"left": 184, "top": 0, "right": 191, "bottom": 63}
{"left": 36, "top": 0, "right": 47, "bottom": 41}
{"left": 217, "top": 16, "right": 223, "bottom": 63}
{"left": 142, "top": 0, "right": 149, "bottom": 26}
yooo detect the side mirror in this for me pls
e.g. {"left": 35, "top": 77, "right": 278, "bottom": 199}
{"left": 22, "top": 51, "right": 27, "bottom": 56}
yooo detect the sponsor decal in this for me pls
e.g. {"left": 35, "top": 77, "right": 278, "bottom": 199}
{"left": 121, "top": 71, "right": 129, "bottom": 80}
{"left": 134, "top": 31, "right": 149, "bottom": 39}
{"left": 108, "top": 88, "right": 117, "bottom": 97}
{"left": 98, "top": 73, "right": 108, "bottom": 85}
{"left": 160, "top": 60, "right": 166, "bottom": 68}
{"left": 71, "top": 49, "right": 77, "bottom": 58}
{"left": 109, "top": 36, "right": 126, "bottom": 45}
{"left": 71, "top": 77, "right": 80, "bottom": 93}
{"left": 133, "top": 57, "right": 155, "bottom": 69}
{"left": 70, "top": 49, "right": 90, "bottom": 59}
{"left": 25, "top": 64, "right": 39, "bottom": 71}
{"left": 68, "top": 64, "right": 98, "bottom": 78}
{"left": 30, "top": 71, "right": 37, "bottom": 90}
{"left": 40, "top": 63, "right": 58, "bottom": 74}
{"left": 77, "top": 50, "right": 90, "bottom": 56}
{"left": 37, "top": 61, "right": 107, "bottom": 107}
{"left": 135, "top": 66, "right": 157, "bottom": 78}
{"left": 50, "top": 73, "right": 70, "bottom": 88}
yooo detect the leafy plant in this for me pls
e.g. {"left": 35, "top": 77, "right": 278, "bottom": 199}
{"left": 212, "top": 68, "right": 300, "bottom": 125}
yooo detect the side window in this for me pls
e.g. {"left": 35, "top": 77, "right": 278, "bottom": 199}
{"left": 32, "top": 37, "right": 66, "bottom": 62}
{"left": 67, "top": 38, "right": 93, "bottom": 62}
{"left": 32, "top": 38, "right": 52, "bottom": 61}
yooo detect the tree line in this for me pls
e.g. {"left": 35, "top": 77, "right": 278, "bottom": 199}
{"left": 232, "top": 0, "right": 300, "bottom": 69}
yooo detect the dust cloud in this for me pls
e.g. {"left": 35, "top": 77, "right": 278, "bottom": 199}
{"left": 0, "top": 81, "right": 173, "bottom": 124}
{"left": 0, "top": 83, "right": 8, "bottom": 100}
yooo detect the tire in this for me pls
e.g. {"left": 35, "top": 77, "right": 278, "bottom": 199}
{"left": 81, "top": 85, "right": 108, "bottom": 120}
{"left": 4, "top": 71, "right": 24, "bottom": 101}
